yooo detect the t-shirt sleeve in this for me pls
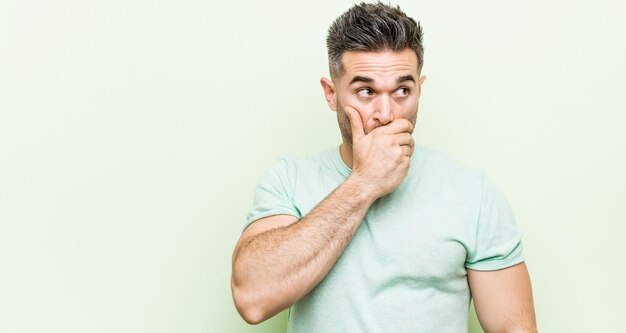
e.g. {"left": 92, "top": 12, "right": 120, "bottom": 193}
{"left": 242, "top": 157, "right": 301, "bottom": 233}
{"left": 465, "top": 174, "right": 525, "bottom": 271}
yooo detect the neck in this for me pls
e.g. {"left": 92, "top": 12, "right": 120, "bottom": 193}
{"left": 339, "top": 142, "right": 354, "bottom": 169}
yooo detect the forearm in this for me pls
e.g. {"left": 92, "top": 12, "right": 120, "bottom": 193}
{"left": 231, "top": 175, "right": 375, "bottom": 323}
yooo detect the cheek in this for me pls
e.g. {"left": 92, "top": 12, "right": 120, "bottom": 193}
{"left": 398, "top": 98, "right": 419, "bottom": 116}
{"left": 339, "top": 92, "right": 362, "bottom": 107}
{"left": 386, "top": 100, "right": 418, "bottom": 126}
{"left": 338, "top": 98, "right": 374, "bottom": 125}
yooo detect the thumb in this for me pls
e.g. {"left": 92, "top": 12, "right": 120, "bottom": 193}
{"left": 344, "top": 106, "right": 365, "bottom": 141}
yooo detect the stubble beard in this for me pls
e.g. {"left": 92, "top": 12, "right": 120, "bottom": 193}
{"left": 336, "top": 103, "right": 353, "bottom": 145}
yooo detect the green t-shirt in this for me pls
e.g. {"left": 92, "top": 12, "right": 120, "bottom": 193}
{"left": 244, "top": 144, "right": 524, "bottom": 332}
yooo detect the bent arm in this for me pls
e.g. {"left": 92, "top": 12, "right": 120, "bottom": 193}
{"left": 231, "top": 175, "right": 376, "bottom": 324}
{"left": 467, "top": 262, "right": 537, "bottom": 333}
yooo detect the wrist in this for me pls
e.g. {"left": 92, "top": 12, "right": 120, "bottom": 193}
{"left": 344, "top": 172, "right": 380, "bottom": 204}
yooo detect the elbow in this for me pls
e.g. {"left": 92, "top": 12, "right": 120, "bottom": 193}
{"left": 504, "top": 326, "right": 537, "bottom": 333}
{"left": 238, "top": 303, "right": 266, "bottom": 325}
{"left": 231, "top": 280, "right": 268, "bottom": 325}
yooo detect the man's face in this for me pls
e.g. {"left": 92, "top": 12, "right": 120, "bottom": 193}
{"left": 321, "top": 48, "right": 426, "bottom": 144}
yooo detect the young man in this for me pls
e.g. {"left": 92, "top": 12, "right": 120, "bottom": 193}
{"left": 231, "top": 3, "right": 537, "bottom": 332}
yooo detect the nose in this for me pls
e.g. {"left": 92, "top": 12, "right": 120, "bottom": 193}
{"left": 373, "top": 94, "right": 394, "bottom": 125}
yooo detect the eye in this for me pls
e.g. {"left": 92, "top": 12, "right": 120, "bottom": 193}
{"left": 357, "top": 88, "right": 374, "bottom": 98}
{"left": 394, "top": 87, "right": 410, "bottom": 97}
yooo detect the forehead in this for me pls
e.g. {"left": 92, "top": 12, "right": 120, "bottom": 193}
{"left": 340, "top": 48, "right": 418, "bottom": 80}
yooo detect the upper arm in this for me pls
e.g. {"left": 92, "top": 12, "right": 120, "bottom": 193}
{"left": 232, "top": 214, "right": 299, "bottom": 265}
{"left": 467, "top": 262, "right": 537, "bottom": 333}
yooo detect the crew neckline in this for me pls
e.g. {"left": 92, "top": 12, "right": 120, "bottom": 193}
{"left": 331, "top": 144, "right": 352, "bottom": 178}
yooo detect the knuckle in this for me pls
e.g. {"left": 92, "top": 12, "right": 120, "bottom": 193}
{"left": 395, "top": 147, "right": 404, "bottom": 159}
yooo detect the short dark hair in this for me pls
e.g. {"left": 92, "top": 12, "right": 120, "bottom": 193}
{"left": 326, "top": 2, "right": 424, "bottom": 78}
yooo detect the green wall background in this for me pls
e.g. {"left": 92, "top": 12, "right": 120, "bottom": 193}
{"left": 1, "top": 0, "right": 625, "bottom": 332}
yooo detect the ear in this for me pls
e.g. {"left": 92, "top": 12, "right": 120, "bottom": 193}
{"left": 417, "top": 75, "right": 427, "bottom": 95}
{"left": 320, "top": 77, "right": 337, "bottom": 111}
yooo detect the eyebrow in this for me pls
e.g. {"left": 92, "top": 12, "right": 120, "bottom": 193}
{"left": 349, "top": 76, "right": 374, "bottom": 85}
{"left": 397, "top": 75, "right": 415, "bottom": 84}
{"left": 348, "top": 75, "right": 416, "bottom": 85}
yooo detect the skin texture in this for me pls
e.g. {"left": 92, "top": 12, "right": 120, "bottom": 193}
{"left": 231, "top": 48, "right": 537, "bottom": 332}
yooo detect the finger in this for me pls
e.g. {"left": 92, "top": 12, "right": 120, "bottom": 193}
{"left": 392, "top": 132, "right": 414, "bottom": 147}
{"left": 402, "top": 145, "right": 412, "bottom": 157}
{"left": 344, "top": 106, "right": 365, "bottom": 141}
{"left": 379, "top": 118, "right": 414, "bottom": 135}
